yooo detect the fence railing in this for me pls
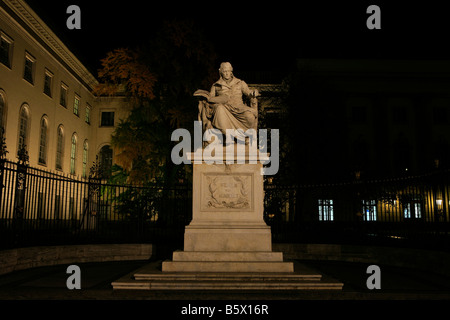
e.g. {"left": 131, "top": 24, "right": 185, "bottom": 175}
{"left": 264, "top": 169, "right": 450, "bottom": 250}
{"left": 0, "top": 158, "right": 191, "bottom": 249}
{"left": 2, "top": 156, "right": 450, "bottom": 251}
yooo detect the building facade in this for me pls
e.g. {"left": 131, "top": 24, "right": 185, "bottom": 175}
{"left": 284, "top": 58, "right": 450, "bottom": 183}
{"left": 0, "top": 0, "right": 127, "bottom": 178}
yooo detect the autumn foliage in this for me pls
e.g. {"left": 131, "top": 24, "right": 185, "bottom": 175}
{"left": 94, "top": 20, "right": 217, "bottom": 184}
{"left": 94, "top": 48, "right": 157, "bottom": 100}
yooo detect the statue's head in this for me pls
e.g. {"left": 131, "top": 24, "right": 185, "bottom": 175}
{"left": 219, "top": 62, "right": 233, "bottom": 80}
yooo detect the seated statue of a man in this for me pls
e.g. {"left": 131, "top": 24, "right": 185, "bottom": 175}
{"left": 195, "top": 62, "right": 259, "bottom": 144}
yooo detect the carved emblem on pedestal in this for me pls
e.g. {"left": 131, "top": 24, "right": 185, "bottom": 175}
{"left": 201, "top": 173, "right": 253, "bottom": 211}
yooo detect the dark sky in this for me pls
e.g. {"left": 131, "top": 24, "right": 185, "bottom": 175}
{"left": 24, "top": 0, "right": 450, "bottom": 76}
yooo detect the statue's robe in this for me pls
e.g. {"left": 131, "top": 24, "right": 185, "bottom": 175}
{"left": 208, "top": 77, "right": 257, "bottom": 140}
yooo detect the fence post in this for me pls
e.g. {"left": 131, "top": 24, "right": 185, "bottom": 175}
{"left": 13, "top": 144, "right": 29, "bottom": 244}
{"left": 86, "top": 156, "right": 102, "bottom": 230}
{"left": 0, "top": 127, "right": 7, "bottom": 210}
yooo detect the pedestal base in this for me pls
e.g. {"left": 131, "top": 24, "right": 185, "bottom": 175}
{"left": 162, "top": 250, "right": 294, "bottom": 273}
{"left": 183, "top": 224, "right": 272, "bottom": 252}
{"left": 111, "top": 261, "right": 344, "bottom": 290}
{"left": 111, "top": 154, "right": 343, "bottom": 290}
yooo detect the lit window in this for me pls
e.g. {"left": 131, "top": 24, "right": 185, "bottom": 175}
{"left": 23, "top": 52, "right": 35, "bottom": 84}
{"left": 0, "top": 32, "right": 13, "bottom": 68}
{"left": 362, "top": 200, "right": 377, "bottom": 221}
{"left": 38, "top": 117, "right": 48, "bottom": 165}
{"left": 56, "top": 125, "right": 64, "bottom": 170}
{"left": 70, "top": 133, "right": 77, "bottom": 175}
{"left": 82, "top": 140, "right": 88, "bottom": 178}
{"left": 60, "top": 83, "right": 68, "bottom": 107}
{"left": 404, "top": 201, "right": 422, "bottom": 219}
{"left": 73, "top": 95, "right": 80, "bottom": 116}
{"left": 43, "top": 70, "right": 53, "bottom": 97}
{"left": 318, "top": 199, "right": 334, "bottom": 221}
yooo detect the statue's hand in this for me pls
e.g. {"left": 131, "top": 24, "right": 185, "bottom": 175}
{"left": 251, "top": 89, "right": 260, "bottom": 97}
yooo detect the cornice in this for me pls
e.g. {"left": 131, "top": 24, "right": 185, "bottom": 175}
{"left": 2, "top": 0, "right": 98, "bottom": 90}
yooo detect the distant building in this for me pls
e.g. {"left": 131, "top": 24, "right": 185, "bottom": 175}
{"left": 282, "top": 59, "right": 450, "bottom": 182}
{"left": 0, "top": 0, "right": 128, "bottom": 177}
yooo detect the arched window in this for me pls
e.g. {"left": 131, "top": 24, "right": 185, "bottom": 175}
{"left": 55, "top": 125, "right": 64, "bottom": 170}
{"left": 17, "top": 104, "right": 30, "bottom": 154}
{"left": 99, "top": 145, "right": 112, "bottom": 178}
{"left": 0, "top": 91, "right": 6, "bottom": 132}
{"left": 82, "top": 140, "right": 88, "bottom": 178}
{"left": 70, "top": 133, "right": 77, "bottom": 175}
{"left": 38, "top": 116, "right": 48, "bottom": 165}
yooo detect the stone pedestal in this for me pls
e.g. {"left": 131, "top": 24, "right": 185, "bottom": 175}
{"left": 111, "top": 148, "right": 343, "bottom": 290}
{"left": 161, "top": 149, "right": 294, "bottom": 273}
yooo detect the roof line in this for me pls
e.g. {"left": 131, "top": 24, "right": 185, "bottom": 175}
{"left": 1, "top": 0, "right": 98, "bottom": 91}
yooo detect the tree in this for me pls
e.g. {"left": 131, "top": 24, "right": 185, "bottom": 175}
{"left": 94, "top": 19, "right": 217, "bottom": 185}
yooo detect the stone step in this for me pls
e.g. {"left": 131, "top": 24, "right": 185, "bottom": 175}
{"left": 162, "top": 260, "right": 295, "bottom": 273}
{"left": 111, "top": 261, "right": 344, "bottom": 291}
{"left": 112, "top": 279, "right": 343, "bottom": 291}
{"left": 171, "top": 251, "right": 284, "bottom": 262}
{"left": 134, "top": 272, "right": 321, "bottom": 282}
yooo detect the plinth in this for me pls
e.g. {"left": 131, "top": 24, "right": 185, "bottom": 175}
{"left": 162, "top": 148, "right": 293, "bottom": 273}
{"left": 112, "top": 147, "right": 343, "bottom": 290}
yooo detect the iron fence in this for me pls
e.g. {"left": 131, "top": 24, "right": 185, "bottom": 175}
{"left": 0, "top": 159, "right": 191, "bottom": 249}
{"left": 264, "top": 169, "right": 450, "bottom": 250}
{"left": 1, "top": 155, "right": 450, "bottom": 251}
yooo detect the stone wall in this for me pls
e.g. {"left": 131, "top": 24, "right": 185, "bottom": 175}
{"left": 0, "top": 244, "right": 153, "bottom": 275}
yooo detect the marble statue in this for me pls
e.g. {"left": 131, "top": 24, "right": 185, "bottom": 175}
{"left": 195, "top": 62, "right": 260, "bottom": 144}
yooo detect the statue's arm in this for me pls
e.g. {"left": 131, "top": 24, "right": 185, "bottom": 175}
{"left": 241, "top": 81, "right": 259, "bottom": 98}
{"left": 208, "top": 85, "right": 229, "bottom": 104}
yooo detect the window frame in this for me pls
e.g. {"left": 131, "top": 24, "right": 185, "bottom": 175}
{"left": 362, "top": 199, "right": 377, "bottom": 221}
{"left": 403, "top": 200, "right": 422, "bottom": 219}
{"left": 17, "top": 104, "right": 30, "bottom": 154}
{"left": 82, "top": 140, "right": 88, "bottom": 178}
{"left": 0, "top": 31, "right": 13, "bottom": 68}
{"left": 85, "top": 104, "right": 91, "bottom": 124}
{"left": 100, "top": 111, "right": 115, "bottom": 127}
{"left": 23, "top": 51, "right": 36, "bottom": 85}
{"left": 43, "top": 69, "right": 53, "bottom": 97}
{"left": 60, "top": 82, "right": 68, "bottom": 108}
{"left": 55, "top": 125, "right": 64, "bottom": 171}
{"left": 73, "top": 94, "right": 80, "bottom": 116}
{"left": 318, "top": 199, "right": 334, "bottom": 221}
{"left": 38, "top": 116, "right": 49, "bottom": 165}
{"left": 70, "top": 133, "right": 77, "bottom": 175}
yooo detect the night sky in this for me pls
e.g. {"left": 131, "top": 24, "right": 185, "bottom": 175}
{"left": 24, "top": 0, "right": 450, "bottom": 76}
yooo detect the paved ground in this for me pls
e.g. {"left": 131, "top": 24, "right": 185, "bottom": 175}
{"left": 1, "top": 259, "right": 450, "bottom": 301}
{"left": 1, "top": 259, "right": 448, "bottom": 317}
